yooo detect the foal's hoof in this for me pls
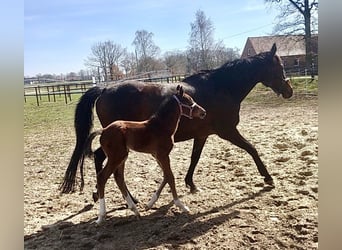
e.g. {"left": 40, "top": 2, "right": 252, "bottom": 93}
{"left": 92, "top": 192, "right": 99, "bottom": 203}
{"left": 94, "top": 215, "right": 105, "bottom": 225}
{"left": 264, "top": 177, "right": 275, "bottom": 187}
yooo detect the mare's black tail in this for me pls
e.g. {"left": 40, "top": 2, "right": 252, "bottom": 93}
{"left": 59, "top": 86, "right": 103, "bottom": 193}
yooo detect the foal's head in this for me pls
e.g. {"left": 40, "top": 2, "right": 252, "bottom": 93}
{"left": 174, "top": 85, "right": 206, "bottom": 120}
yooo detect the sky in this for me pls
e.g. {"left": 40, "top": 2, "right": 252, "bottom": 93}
{"left": 24, "top": 0, "right": 279, "bottom": 77}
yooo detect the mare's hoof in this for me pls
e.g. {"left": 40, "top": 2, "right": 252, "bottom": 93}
{"left": 92, "top": 192, "right": 99, "bottom": 203}
{"left": 187, "top": 184, "right": 202, "bottom": 194}
{"left": 264, "top": 177, "right": 275, "bottom": 187}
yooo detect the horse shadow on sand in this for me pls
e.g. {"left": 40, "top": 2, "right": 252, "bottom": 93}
{"left": 24, "top": 186, "right": 273, "bottom": 250}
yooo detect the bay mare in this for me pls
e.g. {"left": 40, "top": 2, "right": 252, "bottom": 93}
{"left": 60, "top": 43, "right": 293, "bottom": 195}
{"left": 85, "top": 86, "right": 206, "bottom": 224}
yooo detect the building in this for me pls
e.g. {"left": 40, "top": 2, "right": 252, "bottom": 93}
{"left": 241, "top": 35, "right": 318, "bottom": 75}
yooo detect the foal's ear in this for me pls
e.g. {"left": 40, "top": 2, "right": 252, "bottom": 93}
{"left": 176, "top": 85, "right": 184, "bottom": 96}
{"left": 270, "top": 43, "right": 277, "bottom": 56}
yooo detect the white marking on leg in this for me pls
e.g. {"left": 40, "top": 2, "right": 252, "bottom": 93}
{"left": 125, "top": 195, "right": 140, "bottom": 217}
{"left": 96, "top": 198, "right": 106, "bottom": 224}
{"left": 146, "top": 193, "right": 159, "bottom": 210}
{"left": 174, "top": 198, "right": 190, "bottom": 213}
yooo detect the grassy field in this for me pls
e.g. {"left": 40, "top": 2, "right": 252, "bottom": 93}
{"left": 24, "top": 94, "right": 80, "bottom": 133}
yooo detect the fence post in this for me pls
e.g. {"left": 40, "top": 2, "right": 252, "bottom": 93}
{"left": 63, "top": 85, "right": 68, "bottom": 104}
{"left": 67, "top": 85, "right": 71, "bottom": 102}
{"left": 38, "top": 85, "right": 42, "bottom": 101}
{"left": 52, "top": 86, "right": 56, "bottom": 102}
{"left": 47, "top": 86, "right": 51, "bottom": 102}
{"left": 34, "top": 87, "right": 39, "bottom": 106}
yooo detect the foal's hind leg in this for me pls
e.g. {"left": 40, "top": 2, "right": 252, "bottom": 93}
{"left": 92, "top": 147, "right": 106, "bottom": 202}
{"left": 219, "top": 128, "right": 274, "bottom": 186}
{"left": 146, "top": 178, "right": 167, "bottom": 210}
{"left": 95, "top": 161, "right": 115, "bottom": 224}
{"left": 114, "top": 162, "right": 140, "bottom": 218}
{"left": 93, "top": 147, "right": 138, "bottom": 204}
{"left": 156, "top": 154, "right": 189, "bottom": 213}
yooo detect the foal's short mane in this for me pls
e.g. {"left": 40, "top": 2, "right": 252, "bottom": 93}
{"left": 150, "top": 94, "right": 178, "bottom": 121}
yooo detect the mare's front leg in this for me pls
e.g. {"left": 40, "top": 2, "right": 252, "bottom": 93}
{"left": 185, "top": 137, "right": 208, "bottom": 193}
{"left": 218, "top": 127, "right": 274, "bottom": 186}
{"left": 157, "top": 154, "right": 189, "bottom": 213}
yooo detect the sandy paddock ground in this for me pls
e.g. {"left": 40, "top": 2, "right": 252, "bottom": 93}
{"left": 24, "top": 93, "right": 318, "bottom": 249}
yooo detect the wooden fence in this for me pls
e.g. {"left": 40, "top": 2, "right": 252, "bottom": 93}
{"left": 24, "top": 75, "right": 188, "bottom": 106}
{"left": 24, "top": 82, "right": 94, "bottom": 106}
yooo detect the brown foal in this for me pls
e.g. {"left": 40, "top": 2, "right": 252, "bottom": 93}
{"left": 86, "top": 85, "right": 206, "bottom": 224}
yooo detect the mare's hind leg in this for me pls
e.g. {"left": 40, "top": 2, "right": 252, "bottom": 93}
{"left": 185, "top": 137, "right": 208, "bottom": 193}
{"left": 93, "top": 147, "right": 138, "bottom": 204}
{"left": 218, "top": 128, "right": 274, "bottom": 186}
{"left": 114, "top": 162, "right": 140, "bottom": 218}
{"left": 156, "top": 154, "right": 189, "bottom": 213}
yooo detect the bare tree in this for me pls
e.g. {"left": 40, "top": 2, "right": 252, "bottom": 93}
{"left": 265, "top": 0, "right": 318, "bottom": 74}
{"left": 85, "top": 40, "right": 126, "bottom": 81}
{"left": 211, "top": 41, "right": 240, "bottom": 67}
{"left": 164, "top": 51, "right": 188, "bottom": 74}
{"left": 187, "top": 10, "right": 240, "bottom": 72}
{"left": 132, "top": 30, "right": 161, "bottom": 73}
{"left": 121, "top": 51, "right": 137, "bottom": 77}
{"left": 105, "top": 42, "right": 126, "bottom": 80}
{"left": 188, "top": 10, "right": 215, "bottom": 71}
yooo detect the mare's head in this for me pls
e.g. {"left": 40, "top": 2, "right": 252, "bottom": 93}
{"left": 261, "top": 43, "right": 293, "bottom": 99}
{"left": 174, "top": 85, "right": 206, "bottom": 119}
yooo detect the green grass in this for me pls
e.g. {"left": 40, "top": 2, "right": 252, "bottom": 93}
{"left": 288, "top": 76, "right": 318, "bottom": 93}
{"left": 24, "top": 94, "right": 81, "bottom": 133}
{"left": 244, "top": 76, "right": 318, "bottom": 104}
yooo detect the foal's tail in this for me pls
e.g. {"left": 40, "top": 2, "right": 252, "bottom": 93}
{"left": 84, "top": 130, "right": 103, "bottom": 158}
{"left": 59, "top": 86, "right": 103, "bottom": 194}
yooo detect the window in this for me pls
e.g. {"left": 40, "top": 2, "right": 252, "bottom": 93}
{"left": 247, "top": 48, "right": 251, "bottom": 56}
{"left": 294, "top": 58, "right": 299, "bottom": 66}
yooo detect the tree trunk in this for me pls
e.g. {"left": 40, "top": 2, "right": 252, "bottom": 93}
{"left": 304, "top": 0, "right": 313, "bottom": 76}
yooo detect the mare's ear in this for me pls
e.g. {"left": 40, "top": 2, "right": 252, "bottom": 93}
{"left": 270, "top": 43, "right": 277, "bottom": 56}
{"left": 176, "top": 85, "right": 184, "bottom": 96}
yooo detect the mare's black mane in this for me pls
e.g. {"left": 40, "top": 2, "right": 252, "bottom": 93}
{"left": 183, "top": 50, "right": 273, "bottom": 92}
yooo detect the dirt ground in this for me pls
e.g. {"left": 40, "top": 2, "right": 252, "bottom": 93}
{"left": 24, "top": 93, "right": 318, "bottom": 249}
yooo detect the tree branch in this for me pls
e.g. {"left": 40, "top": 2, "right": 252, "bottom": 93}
{"left": 288, "top": 0, "right": 305, "bottom": 15}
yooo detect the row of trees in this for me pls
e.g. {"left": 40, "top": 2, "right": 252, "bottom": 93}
{"left": 84, "top": 10, "right": 240, "bottom": 81}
